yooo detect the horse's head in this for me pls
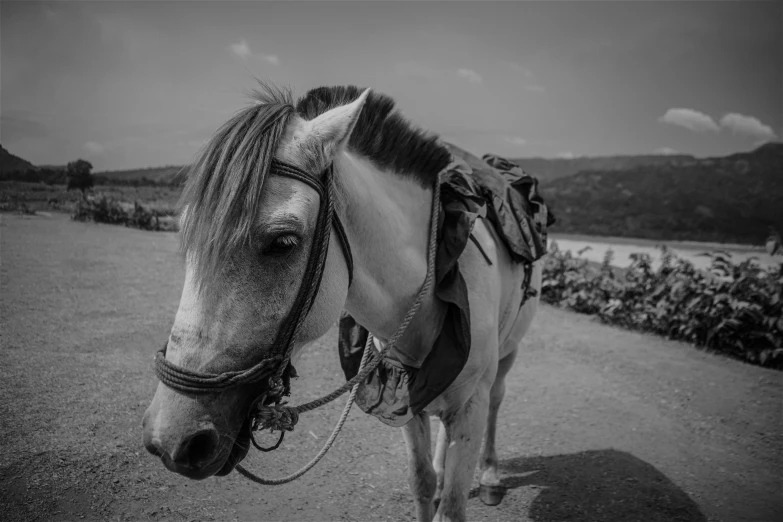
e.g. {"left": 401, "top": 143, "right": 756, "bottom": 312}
{"left": 142, "top": 85, "right": 370, "bottom": 479}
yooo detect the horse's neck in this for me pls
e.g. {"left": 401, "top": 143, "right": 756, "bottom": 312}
{"left": 335, "top": 152, "right": 442, "bottom": 343}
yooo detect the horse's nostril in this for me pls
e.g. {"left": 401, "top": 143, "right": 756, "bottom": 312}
{"left": 146, "top": 440, "right": 164, "bottom": 458}
{"left": 173, "top": 428, "right": 220, "bottom": 469}
{"left": 142, "top": 426, "right": 165, "bottom": 458}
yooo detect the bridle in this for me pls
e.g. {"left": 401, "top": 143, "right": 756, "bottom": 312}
{"left": 153, "top": 154, "right": 444, "bottom": 484}
{"left": 154, "top": 157, "right": 354, "bottom": 437}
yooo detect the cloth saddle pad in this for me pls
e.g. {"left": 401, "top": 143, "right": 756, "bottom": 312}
{"left": 337, "top": 147, "right": 554, "bottom": 427}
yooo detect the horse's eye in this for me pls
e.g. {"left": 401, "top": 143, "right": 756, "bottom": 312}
{"left": 262, "top": 234, "right": 299, "bottom": 257}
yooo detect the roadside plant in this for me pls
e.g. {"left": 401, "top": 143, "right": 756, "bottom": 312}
{"left": 542, "top": 241, "right": 783, "bottom": 369}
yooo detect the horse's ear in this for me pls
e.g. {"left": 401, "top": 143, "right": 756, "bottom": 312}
{"left": 304, "top": 88, "right": 370, "bottom": 160}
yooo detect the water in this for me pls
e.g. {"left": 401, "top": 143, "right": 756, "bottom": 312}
{"left": 549, "top": 234, "right": 779, "bottom": 271}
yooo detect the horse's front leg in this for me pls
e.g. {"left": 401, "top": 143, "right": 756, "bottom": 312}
{"left": 401, "top": 412, "right": 437, "bottom": 522}
{"left": 434, "top": 384, "right": 491, "bottom": 522}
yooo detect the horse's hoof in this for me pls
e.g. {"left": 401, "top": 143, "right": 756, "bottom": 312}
{"left": 479, "top": 483, "right": 506, "bottom": 506}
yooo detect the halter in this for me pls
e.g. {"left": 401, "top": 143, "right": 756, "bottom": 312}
{"left": 154, "top": 157, "right": 354, "bottom": 414}
{"left": 153, "top": 156, "right": 444, "bottom": 484}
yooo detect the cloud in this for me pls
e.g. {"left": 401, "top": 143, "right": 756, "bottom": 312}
{"left": 504, "top": 136, "right": 527, "bottom": 146}
{"left": 658, "top": 108, "right": 719, "bottom": 133}
{"left": 557, "top": 151, "right": 575, "bottom": 159}
{"left": 457, "top": 68, "right": 483, "bottom": 85}
{"left": 229, "top": 40, "right": 252, "bottom": 60}
{"left": 654, "top": 147, "right": 679, "bottom": 155}
{"left": 259, "top": 53, "right": 279, "bottom": 66}
{"left": 719, "top": 113, "right": 778, "bottom": 140}
{"left": 228, "top": 40, "right": 279, "bottom": 65}
{"left": 525, "top": 84, "right": 546, "bottom": 93}
{"left": 83, "top": 141, "right": 105, "bottom": 155}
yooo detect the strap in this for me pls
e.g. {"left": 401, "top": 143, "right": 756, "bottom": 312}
{"left": 270, "top": 159, "right": 354, "bottom": 286}
{"left": 331, "top": 217, "right": 353, "bottom": 285}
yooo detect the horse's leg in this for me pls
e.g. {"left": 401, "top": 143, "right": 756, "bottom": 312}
{"left": 432, "top": 420, "right": 447, "bottom": 506}
{"left": 434, "top": 383, "right": 491, "bottom": 522}
{"left": 478, "top": 348, "right": 517, "bottom": 504}
{"left": 401, "top": 412, "right": 437, "bottom": 522}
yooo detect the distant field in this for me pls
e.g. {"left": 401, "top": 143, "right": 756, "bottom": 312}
{"left": 93, "top": 165, "right": 185, "bottom": 184}
{"left": 0, "top": 181, "right": 181, "bottom": 215}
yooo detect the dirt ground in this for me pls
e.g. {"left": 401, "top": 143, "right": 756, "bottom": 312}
{"left": 1, "top": 212, "right": 781, "bottom": 522}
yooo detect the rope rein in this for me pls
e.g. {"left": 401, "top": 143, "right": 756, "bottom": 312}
{"left": 236, "top": 331, "right": 374, "bottom": 484}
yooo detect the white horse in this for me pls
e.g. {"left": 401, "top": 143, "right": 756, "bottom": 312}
{"left": 142, "top": 84, "right": 543, "bottom": 522}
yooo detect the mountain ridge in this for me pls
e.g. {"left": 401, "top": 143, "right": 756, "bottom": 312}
{"left": 0, "top": 144, "right": 37, "bottom": 174}
{"left": 538, "top": 141, "right": 783, "bottom": 245}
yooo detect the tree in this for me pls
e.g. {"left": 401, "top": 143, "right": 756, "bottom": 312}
{"left": 66, "top": 159, "right": 94, "bottom": 198}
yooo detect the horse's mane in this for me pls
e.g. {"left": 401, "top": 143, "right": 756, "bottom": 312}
{"left": 179, "top": 82, "right": 451, "bottom": 289}
{"left": 296, "top": 85, "right": 451, "bottom": 187}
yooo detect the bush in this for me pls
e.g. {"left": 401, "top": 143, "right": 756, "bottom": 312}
{"left": 71, "top": 195, "right": 174, "bottom": 232}
{"left": 541, "top": 241, "right": 783, "bottom": 369}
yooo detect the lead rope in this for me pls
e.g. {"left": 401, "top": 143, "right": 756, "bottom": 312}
{"left": 236, "top": 332, "right": 374, "bottom": 485}
{"left": 235, "top": 173, "right": 442, "bottom": 485}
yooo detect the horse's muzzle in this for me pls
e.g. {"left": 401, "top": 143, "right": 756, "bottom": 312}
{"left": 142, "top": 414, "right": 224, "bottom": 480}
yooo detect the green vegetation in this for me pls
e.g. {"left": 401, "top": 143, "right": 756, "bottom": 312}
{"left": 541, "top": 241, "right": 783, "bottom": 369}
{"left": 66, "top": 159, "right": 94, "bottom": 197}
{"left": 71, "top": 195, "right": 178, "bottom": 231}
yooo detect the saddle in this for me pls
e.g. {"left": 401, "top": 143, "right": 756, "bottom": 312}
{"left": 337, "top": 146, "right": 555, "bottom": 427}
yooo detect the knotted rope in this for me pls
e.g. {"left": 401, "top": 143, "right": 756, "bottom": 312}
{"left": 235, "top": 172, "right": 442, "bottom": 484}
{"left": 155, "top": 350, "right": 284, "bottom": 394}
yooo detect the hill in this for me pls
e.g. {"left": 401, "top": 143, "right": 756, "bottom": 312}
{"left": 0, "top": 144, "right": 36, "bottom": 174}
{"left": 508, "top": 153, "right": 696, "bottom": 183}
{"left": 94, "top": 165, "right": 187, "bottom": 185}
{"left": 539, "top": 142, "right": 783, "bottom": 245}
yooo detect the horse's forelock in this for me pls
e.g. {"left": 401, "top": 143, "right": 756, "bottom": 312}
{"left": 178, "top": 83, "right": 295, "bottom": 293}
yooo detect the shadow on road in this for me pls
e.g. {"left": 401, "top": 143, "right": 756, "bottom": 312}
{"left": 469, "top": 449, "right": 707, "bottom": 522}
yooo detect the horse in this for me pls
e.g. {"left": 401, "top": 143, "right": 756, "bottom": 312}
{"left": 142, "top": 83, "right": 544, "bottom": 522}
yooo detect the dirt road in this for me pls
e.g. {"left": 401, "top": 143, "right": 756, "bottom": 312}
{"left": 1, "top": 213, "right": 781, "bottom": 522}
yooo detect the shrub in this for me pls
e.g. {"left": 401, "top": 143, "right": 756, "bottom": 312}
{"left": 541, "top": 241, "right": 783, "bottom": 369}
{"left": 71, "top": 195, "right": 168, "bottom": 231}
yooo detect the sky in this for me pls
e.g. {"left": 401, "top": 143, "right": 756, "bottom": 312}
{"left": 1, "top": 0, "right": 781, "bottom": 171}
